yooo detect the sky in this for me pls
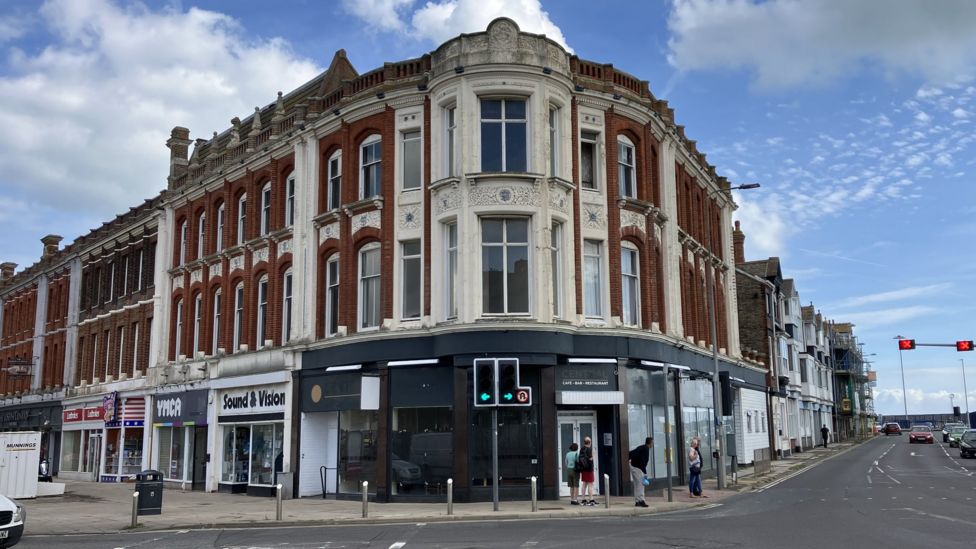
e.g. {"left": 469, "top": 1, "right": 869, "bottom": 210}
{"left": 0, "top": 0, "right": 974, "bottom": 416}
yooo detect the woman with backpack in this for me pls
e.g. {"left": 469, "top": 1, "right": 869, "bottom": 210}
{"left": 565, "top": 442, "right": 580, "bottom": 505}
{"left": 578, "top": 437, "right": 596, "bottom": 506}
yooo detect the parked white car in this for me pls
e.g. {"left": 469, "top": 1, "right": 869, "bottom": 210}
{"left": 0, "top": 494, "right": 24, "bottom": 547}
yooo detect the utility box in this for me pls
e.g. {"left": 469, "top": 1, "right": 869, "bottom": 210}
{"left": 0, "top": 432, "right": 41, "bottom": 499}
{"left": 135, "top": 470, "right": 164, "bottom": 515}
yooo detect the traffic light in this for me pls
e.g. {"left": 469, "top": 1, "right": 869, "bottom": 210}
{"left": 956, "top": 340, "right": 974, "bottom": 352}
{"left": 497, "top": 359, "right": 519, "bottom": 404}
{"left": 473, "top": 359, "right": 497, "bottom": 406}
{"left": 898, "top": 339, "right": 916, "bottom": 350}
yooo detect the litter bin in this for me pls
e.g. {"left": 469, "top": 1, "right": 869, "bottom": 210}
{"left": 135, "top": 470, "right": 164, "bottom": 515}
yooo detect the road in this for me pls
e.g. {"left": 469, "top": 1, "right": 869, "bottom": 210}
{"left": 21, "top": 435, "right": 976, "bottom": 548}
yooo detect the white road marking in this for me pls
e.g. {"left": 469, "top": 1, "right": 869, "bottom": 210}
{"left": 883, "top": 508, "right": 976, "bottom": 527}
{"left": 520, "top": 543, "right": 540, "bottom": 547}
{"left": 389, "top": 543, "right": 407, "bottom": 549}
{"left": 866, "top": 475, "right": 872, "bottom": 484}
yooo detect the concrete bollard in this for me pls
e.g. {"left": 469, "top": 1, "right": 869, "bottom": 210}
{"left": 276, "top": 484, "right": 283, "bottom": 521}
{"left": 361, "top": 481, "right": 369, "bottom": 518}
{"left": 447, "top": 478, "right": 454, "bottom": 515}
{"left": 603, "top": 474, "right": 611, "bottom": 509}
{"left": 131, "top": 491, "right": 139, "bottom": 528}
{"left": 531, "top": 476, "right": 538, "bottom": 512}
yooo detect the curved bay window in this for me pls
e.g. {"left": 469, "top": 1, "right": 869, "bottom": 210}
{"left": 481, "top": 218, "right": 529, "bottom": 315}
{"left": 480, "top": 98, "right": 527, "bottom": 172}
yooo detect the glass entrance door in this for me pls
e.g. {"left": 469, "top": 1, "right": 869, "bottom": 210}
{"left": 556, "top": 411, "right": 596, "bottom": 498}
{"left": 87, "top": 434, "right": 102, "bottom": 482}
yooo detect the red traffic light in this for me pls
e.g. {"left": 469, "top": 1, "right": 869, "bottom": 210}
{"left": 898, "top": 339, "right": 916, "bottom": 350}
{"left": 957, "top": 340, "right": 975, "bottom": 352}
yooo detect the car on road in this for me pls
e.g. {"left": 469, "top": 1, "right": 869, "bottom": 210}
{"left": 908, "top": 425, "right": 934, "bottom": 444}
{"left": 0, "top": 494, "right": 25, "bottom": 547}
{"left": 883, "top": 422, "right": 902, "bottom": 435}
{"left": 947, "top": 425, "right": 968, "bottom": 447}
{"left": 942, "top": 422, "right": 965, "bottom": 442}
{"left": 959, "top": 430, "right": 976, "bottom": 459}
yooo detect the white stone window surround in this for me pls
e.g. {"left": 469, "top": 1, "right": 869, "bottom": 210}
{"left": 396, "top": 105, "right": 424, "bottom": 192}
{"left": 284, "top": 171, "right": 296, "bottom": 227}
{"left": 617, "top": 134, "right": 637, "bottom": 199}
{"left": 578, "top": 106, "right": 606, "bottom": 195}
{"left": 398, "top": 239, "right": 423, "bottom": 321}
{"left": 256, "top": 274, "right": 270, "bottom": 349}
{"left": 478, "top": 213, "right": 533, "bottom": 317}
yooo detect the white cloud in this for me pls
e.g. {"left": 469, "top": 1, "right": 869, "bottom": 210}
{"left": 914, "top": 111, "right": 932, "bottom": 124}
{"left": 0, "top": 0, "right": 321, "bottom": 224}
{"left": 837, "top": 283, "right": 952, "bottom": 308}
{"left": 952, "top": 107, "right": 970, "bottom": 119}
{"left": 875, "top": 388, "right": 976, "bottom": 416}
{"left": 342, "top": 0, "right": 573, "bottom": 52}
{"left": 732, "top": 196, "right": 790, "bottom": 258}
{"left": 667, "top": 0, "right": 976, "bottom": 89}
{"left": 0, "top": 14, "right": 31, "bottom": 43}
{"left": 916, "top": 86, "right": 943, "bottom": 99}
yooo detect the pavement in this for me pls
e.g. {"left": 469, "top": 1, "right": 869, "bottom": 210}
{"left": 20, "top": 438, "right": 870, "bottom": 536}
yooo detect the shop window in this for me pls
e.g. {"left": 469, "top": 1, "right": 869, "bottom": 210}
{"left": 157, "top": 426, "right": 186, "bottom": 480}
{"left": 401, "top": 130, "right": 422, "bottom": 190}
{"left": 481, "top": 217, "right": 529, "bottom": 315}
{"left": 469, "top": 373, "right": 540, "bottom": 487}
{"left": 338, "top": 410, "right": 379, "bottom": 494}
{"left": 401, "top": 240, "right": 421, "bottom": 319}
{"left": 360, "top": 135, "right": 382, "bottom": 199}
{"left": 250, "top": 423, "right": 284, "bottom": 486}
{"left": 480, "top": 98, "right": 527, "bottom": 172}
{"left": 222, "top": 425, "right": 250, "bottom": 483}
{"left": 621, "top": 244, "right": 640, "bottom": 326}
{"left": 390, "top": 407, "right": 454, "bottom": 495}
{"left": 327, "top": 151, "right": 342, "bottom": 210}
{"left": 61, "top": 431, "right": 81, "bottom": 471}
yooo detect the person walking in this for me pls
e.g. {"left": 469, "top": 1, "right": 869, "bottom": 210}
{"left": 688, "top": 438, "right": 705, "bottom": 498}
{"left": 629, "top": 437, "right": 653, "bottom": 507}
{"left": 579, "top": 437, "right": 596, "bottom": 506}
{"left": 821, "top": 425, "right": 830, "bottom": 448}
{"left": 565, "top": 442, "right": 580, "bottom": 505}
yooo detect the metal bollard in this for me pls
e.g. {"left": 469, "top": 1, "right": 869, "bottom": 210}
{"left": 447, "top": 478, "right": 454, "bottom": 515}
{"left": 361, "top": 481, "right": 369, "bottom": 518}
{"left": 276, "top": 484, "right": 283, "bottom": 521}
{"left": 131, "top": 491, "right": 139, "bottom": 528}
{"left": 603, "top": 474, "right": 611, "bottom": 509}
{"left": 531, "top": 476, "right": 538, "bottom": 512}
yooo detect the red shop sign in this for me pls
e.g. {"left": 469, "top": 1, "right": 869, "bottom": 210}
{"left": 84, "top": 407, "right": 104, "bottom": 421}
{"left": 62, "top": 408, "right": 83, "bottom": 423}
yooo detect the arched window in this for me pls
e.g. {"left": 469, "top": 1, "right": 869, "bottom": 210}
{"left": 211, "top": 288, "right": 222, "bottom": 355}
{"left": 325, "top": 255, "right": 340, "bottom": 336}
{"left": 197, "top": 212, "right": 206, "bottom": 259}
{"left": 621, "top": 243, "right": 640, "bottom": 327}
{"left": 285, "top": 172, "right": 296, "bottom": 227}
{"left": 174, "top": 297, "right": 184, "bottom": 358}
{"left": 260, "top": 181, "right": 272, "bottom": 235}
{"left": 327, "top": 150, "right": 342, "bottom": 210}
{"left": 282, "top": 269, "right": 293, "bottom": 342}
{"left": 215, "top": 203, "right": 225, "bottom": 252}
{"left": 178, "top": 219, "right": 188, "bottom": 265}
{"left": 360, "top": 135, "right": 382, "bottom": 199}
{"left": 618, "top": 135, "right": 636, "bottom": 199}
{"left": 358, "top": 244, "right": 381, "bottom": 329}
{"left": 256, "top": 274, "right": 269, "bottom": 348}
{"left": 233, "top": 282, "right": 245, "bottom": 351}
{"left": 236, "top": 193, "right": 247, "bottom": 245}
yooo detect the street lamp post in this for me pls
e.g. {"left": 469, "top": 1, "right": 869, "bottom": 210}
{"left": 961, "top": 359, "right": 971, "bottom": 427}
{"left": 706, "top": 182, "right": 759, "bottom": 491}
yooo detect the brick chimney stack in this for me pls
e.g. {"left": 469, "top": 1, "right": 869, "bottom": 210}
{"left": 41, "top": 234, "right": 63, "bottom": 258}
{"left": 733, "top": 220, "right": 746, "bottom": 264}
{"left": 166, "top": 126, "right": 192, "bottom": 190}
{"left": 0, "top": 262, "right": 17, "bottom": 287}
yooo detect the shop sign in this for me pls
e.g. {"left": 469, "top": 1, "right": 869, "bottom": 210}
{"left": 302, "top": 372, "right": 362, "bottom": 412}
{"left": 63, "top": 408, "right": 83, "bottom": 423}
{"left": 152, "top": 389, "right": 209, "bottom": 425}
{"left": 64, "top": 406, "right": 104, "bottom": 423}
{"left": 219, "top": 384, "right": 287, "bottom": 416}
{"left": 84, "top": 407, "right": 104, "bottom": 421}
{"left": 102, "top": 391, "right": 118, "bottom": 423}
{"left": 555, "top": 364, "right": 617, "bottom": 391}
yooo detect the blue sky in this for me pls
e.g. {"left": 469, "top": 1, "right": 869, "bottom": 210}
{"left": 1, "top": 0, "right": 974, "bottom": 415}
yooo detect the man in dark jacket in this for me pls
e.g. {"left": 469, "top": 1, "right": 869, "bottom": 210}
{"left": 821, "top": 425, "right": 830, "bottom": 448}
{"left": 628, "top": 437, "right": 653, "bottom": 507}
